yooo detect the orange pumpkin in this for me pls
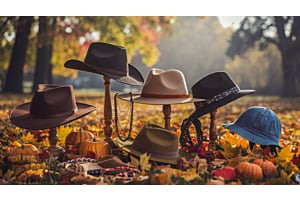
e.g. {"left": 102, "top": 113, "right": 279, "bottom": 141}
{"left": 78, "top": 139, "right": 111, "bottom": 160}
{"left": 8, "top": 144, "right": 40, "bottom": 163}
{"left": 65, "top": 129, "right": 95, "bottom": 149}
{"left": 236, "top": 161, "right": 263, "bottom": 182}
{"left": 253, "top": 158, "right": 277, "bottom": 177}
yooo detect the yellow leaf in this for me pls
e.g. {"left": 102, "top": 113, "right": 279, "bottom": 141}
{"left": 20, "top": 132, "right": 35, "bottom": 144}
{"left": 11, "top": 141, "right": 22, "bottom": 147}
{"left": 294, "top": 130, "right": 300, "bottom": 136}
{"left": 139, "top": 153, "right": 151, "bottom": 171}
{"left": 273, "top": 145, "right": 294, "bottom": 163}
{"left": 220, "top": 141, "right": 240, "bottom": 159}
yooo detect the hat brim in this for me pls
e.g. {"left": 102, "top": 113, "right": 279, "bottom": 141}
{"left": 122, "top": 145, "right": 178, "bottom": 165}
{"left": 117, "top": 93, "right": 206, "bottom": 105}
{"left": 223, "top": 122, "right": 281, "bottom": 147}
{"left": 113, "top": 137, "right": 178, "bottom": 165}
{"left": 97, "top": 155, "right": 128, "bottom": 168}
{"left": 64, "top": 60, "right": 144, "bottom": 86}
{"left": 10, "top": 102, "right": 96, "bottom": 130}
{"left": 191, "top": 90, "right": 255, "bottom": 118}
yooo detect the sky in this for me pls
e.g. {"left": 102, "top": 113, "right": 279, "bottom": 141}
{"left": 218, "top": 16, "right": 245, "bottom": 29}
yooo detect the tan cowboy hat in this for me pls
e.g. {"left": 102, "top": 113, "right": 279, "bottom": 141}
{"left": 117, "top": 68, "right": 205, "bottom": 105}
{"left": 117, "top": 123, "right": 179, "bottom": 164}
{"left": 10, "top": 84, "right": 96, "bottom": 130}
{"left": 64, "top": 42, "right": 144, "bottom": 86}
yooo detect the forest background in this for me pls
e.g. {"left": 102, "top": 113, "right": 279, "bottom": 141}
{"left": 1, "top": 15, "right": 300, "bottom": 97}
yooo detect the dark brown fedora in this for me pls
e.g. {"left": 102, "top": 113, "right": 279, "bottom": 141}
{"left": 118, "top": 123, "right": 179, "bottom": 164}
{"left": 10, "top": 84, "right": 96, "bottom": 130}
{"left": 64, "top": 42, "right": 144, "bottom": 86}
{"left": 190, "top": 71, "right": 255, "bottom": 118}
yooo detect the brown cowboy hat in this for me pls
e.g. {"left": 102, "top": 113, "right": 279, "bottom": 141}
{"left": 190, "top": 71, "right": 255, "bottom": 118}
{"left": 64, "top": 42, "right": 144, "bottom": 86}
{"left": 10, "top": 84, "right": 96, "bottom": 130}
{"left": 117, "top": 68, "right": 205, "bottom": 105}
{"left": 117, "top": 123, "right": 179, "bottom": 164}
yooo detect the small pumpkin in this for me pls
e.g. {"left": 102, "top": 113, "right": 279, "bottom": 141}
{"left": 78, "top": 138, "right": 111, "bottom": 160}
{"left": 236, "top": 161, "right": 263, "bottom": 182}
{"left": 65, "top": 129, "right": 95, "bottom": 149}
{"left": 8, "top": 144, "right": 40, "bottom": 163}
{"left": 253, "top": 158, "right": 277, "bottom": 177}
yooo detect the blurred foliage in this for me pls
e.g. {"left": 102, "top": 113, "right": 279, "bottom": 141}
{"left": 225, "top": 43, "right": 282, "bottom": 94}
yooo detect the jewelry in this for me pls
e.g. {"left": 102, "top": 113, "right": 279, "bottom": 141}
{"left": 114, "top": 92, "right": 134, "bottom": 141}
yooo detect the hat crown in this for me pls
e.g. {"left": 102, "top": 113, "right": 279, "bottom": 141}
{"left": 234, "top": 106, "right": 282, "bottom": 144}
{"left": 84, "top": 42, "right": 128, "bottom": 75}
{"left": 30, "top": 84, "right": 78, "bottom": 118}
{"left": 141, "top": 68, "right": 189, "bottom": 96}
{"left": 131, "top": 123, "right": 178, "bottom": 160}
{"left": 192, "top": 71, "right": 239, "bottom": 99}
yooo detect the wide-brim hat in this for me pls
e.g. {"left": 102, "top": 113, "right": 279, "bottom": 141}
{"left": 115, "top": 123, "right": 179, "bottom": 164}
{"left": 190, "top": 71, "right": 255, "bottom": 117}
{"left": 64, "top": 42, "right": 144, "bottom": 86}
{"left": 10, "top": 84, "right": 96, "bottom": 130}
{"left": 223, "top": 106, "right": 282, "bottom": 147}
{"left": 117, "top": 68, "right": 205, "bottom": 105}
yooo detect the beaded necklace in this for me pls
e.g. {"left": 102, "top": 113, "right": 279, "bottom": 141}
{"left": 114, "top": 92, "right": 134, "bottom": 142}
{"left": 180, "top": 116, "right": 203, "bottom": 152}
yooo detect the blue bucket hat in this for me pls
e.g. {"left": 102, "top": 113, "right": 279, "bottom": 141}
{"left": 223, "top": 106, "right": 282, "bottom": 147}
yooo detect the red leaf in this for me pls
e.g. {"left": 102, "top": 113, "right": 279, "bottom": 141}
{"left": 212, "top": 166, "right": 237, "bottom": 181}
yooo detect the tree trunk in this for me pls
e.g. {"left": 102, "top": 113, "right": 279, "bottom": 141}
{"left": 32, "top": 17, "right": 56, "bottom": 93}
{"left": 4, "top": 16, "right": 33, "bottom": 93}
{"left": 281, "top": 53, "right": 298, "bottom": 97}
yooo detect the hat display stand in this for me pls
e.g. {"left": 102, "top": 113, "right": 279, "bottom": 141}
{"left": 163, "top": 104, "right": 172, "bottom": 130}
{"left": 194, "top": 103, "right": 217, "bottom": 151}
{"left": 208, "top": 110, "right": 218, "bottom": 150}
{"left": 45, "top": 127, "right": 65, "bottom": 157}
{"left": 103, "top": 76, "right": 113, "bottom": 142}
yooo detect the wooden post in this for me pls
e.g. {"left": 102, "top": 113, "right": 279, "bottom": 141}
{"left": 163, "top": 104, "right": 171, "bottom": 130}
{"left": 46, "top": 127, "right": 65, "bottom": 157}
{"left": 103, "top": 76, "right": 113, "bottom": 142}
{"left": 208, "top": 109, "right": 218, "bottom": 151}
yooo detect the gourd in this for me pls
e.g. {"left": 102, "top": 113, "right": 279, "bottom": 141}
{"left": 78, "top": 139, "right": 111, "bottom": 160}
{"left": 8, "top": 144, "right": 40, "bottom": 163}
{"left": 65, "top": 129, "right": 95, "bottom": 149}
{"left": 236, "top": 161, "right": 263, "bottom": 181}
{"left": 253, "top": 158, "right": 277, "bottom": 177}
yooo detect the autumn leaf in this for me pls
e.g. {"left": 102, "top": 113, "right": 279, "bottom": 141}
{"left": 220, "top": 141, "right": 240, "bottom": 159}
{"left": 139, "top": 152, "right": 151, "bottom": 171}
{"left": 182, "top": 168, "right": 200, "bottom": 182}
{"left": 273, "top": 145, "right": 295, "bottom": 163}
{"left": 265, "top": 170, "right": 292, "bottom": 185}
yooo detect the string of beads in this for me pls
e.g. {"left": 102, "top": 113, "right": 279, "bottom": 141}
{"left": 180, "top": 117, "right": 203, "bottom": 152}
{"left": 114, "top": 92, "right": 134, "bottom": 142}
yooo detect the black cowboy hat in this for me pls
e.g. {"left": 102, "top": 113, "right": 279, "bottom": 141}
{"left": 190, "top": 71, "right": 255, "bottom": 118}
{"left": 64, "top": 42, "right": 144, "bottom": 86}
